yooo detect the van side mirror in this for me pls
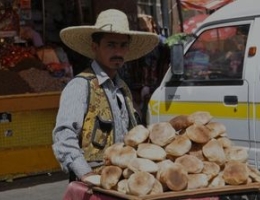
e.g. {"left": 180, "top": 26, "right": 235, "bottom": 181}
{"left": 170, "top": 43, "right": 184, "bottom": 77}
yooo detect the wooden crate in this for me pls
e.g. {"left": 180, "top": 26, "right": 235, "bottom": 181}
{"left": 93, "top": 182, "right": 260, "bottom": 200}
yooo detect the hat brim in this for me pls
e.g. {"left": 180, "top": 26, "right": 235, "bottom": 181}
{"left": 60, "top": 26, "right": 159, "bottom": 62}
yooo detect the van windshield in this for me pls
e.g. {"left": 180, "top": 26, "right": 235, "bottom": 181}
{"left": 183, "top": 24, "right": 250, "bottom": 80}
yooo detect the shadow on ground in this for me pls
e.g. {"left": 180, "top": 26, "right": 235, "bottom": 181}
{"left": 0, "top": 171, "right": 68, "bottom": 192}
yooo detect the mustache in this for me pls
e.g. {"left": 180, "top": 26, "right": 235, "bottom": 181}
{"left": 110, "top": 56, "right": 124, "bottom": 61}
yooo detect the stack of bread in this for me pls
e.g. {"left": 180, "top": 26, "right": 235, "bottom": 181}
{"left": 89, "top": 111, "right": 260, "bottom": 196}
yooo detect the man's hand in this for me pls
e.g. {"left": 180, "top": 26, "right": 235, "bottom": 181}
{"left": 80, "top": 172, "right": 101, "bottom": 194}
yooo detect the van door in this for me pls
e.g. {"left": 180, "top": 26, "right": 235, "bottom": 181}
{"left": 149, "top": 22, "right": 257, "bottom": 165}
{"left": 251, "top": 17, "right": 260, "bottom": 168}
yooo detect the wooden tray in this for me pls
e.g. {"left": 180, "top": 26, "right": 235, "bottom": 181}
{"left": 93, "top": 183, "right": 260, "bottom": 200}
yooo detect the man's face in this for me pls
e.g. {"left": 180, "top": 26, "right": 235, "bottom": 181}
{"left": 92, "top": 33, "right": 130, "bottom": 71}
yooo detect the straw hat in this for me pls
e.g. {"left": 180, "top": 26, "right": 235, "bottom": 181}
{"left": 60, "top": 9, "right": 159, "bottom": 62}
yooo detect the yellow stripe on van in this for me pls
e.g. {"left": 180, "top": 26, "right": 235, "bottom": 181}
{"left": 149, "top": 100, "right": 256, "bottom": 119}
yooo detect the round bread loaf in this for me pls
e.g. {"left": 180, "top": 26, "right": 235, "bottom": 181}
{"left": 187, "top": 174, "right": 208, "bottom": 189}
{"left": 127, "top": 158, "right": 158, "bottom": 173}
{"left": 247, "top": 165, "right": 260, "bottom": 182}
{"left": 161, "top": 163, "right": 188, "bottom": 191}
{"left": 206, "top": 121, "right": 227, "bottom": 138}
{"left": 208, "top": 173, "right": 226, "bottom": 188}
{"left": 224, "top": 146, "right": 248, "bottom": 163}
{"left": 122, "top": 168, "right": 134, "bottom": 179}
{"left": 148, "top": 122, "right": 176, "bottom": 146}
{"left": 124, "top": 125, "right": 149, "bottom": 147}
{"left": 128, "top": 171, "right": 155, "bottom": 196}
{"left": 188, "top": 143, "right": 206, "bottom": 161}
{"left": 110, "top": 145, "right": 137, "bottom": 168}
{"left": 186, "top": 123, "right": 212, "bottom": 144}
{"left": 101, "top": 165, "right": 122, "bottom": 189}
{"left": 149, "top": 179, "right": 164, "bottom": 195}
{"left": 188, "top": 111, "right": 213, "bottom": 125}
{"left": 202, "top": 161, "right": 220, "bottom": 180}
{"left": 217, "top": 137, "right": 233, "bottom": 148}
{"left": 137, "top": 143, "right": 166, "bottom": 161}
{"left": 84, "top": 174, "right": 101, "bottom": 186}
{"left": 175, "top": 154, "right": 204, "bottom": 174}
{"left": 116, "top": 179, "right": 129, "bottom": 194}
{"left": 169, "top": 115, "right": 193, "bottom": 131}
{"left": 165, "top": 134, "right": 192, "bottom": 157}
{"left": 202, "top": 139, "right": 226, "bottom": 165}
{"left": 223, "top": 161, "right": 248, "bottom": 185}
{"left": 156, "top": 159, "right": 176, "bottom": 181}
{"left": 103, "top": 142, "right": 124, "bottom": 165}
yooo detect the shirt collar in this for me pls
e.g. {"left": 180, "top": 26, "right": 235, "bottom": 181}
{"left": 91, "top": 60, "right": 124, "bottom": 88}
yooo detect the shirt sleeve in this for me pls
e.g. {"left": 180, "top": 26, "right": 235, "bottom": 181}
{"left": 52, "top": 77, "right": 92, "bottom": 179}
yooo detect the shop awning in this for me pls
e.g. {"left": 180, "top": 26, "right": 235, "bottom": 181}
{"left": 183, "top": 14, "right": 209, "bottom": 33}
{"left": 183, "top": 13, "right": 237, "bottom": 40}
{"left": 180, "top": 0, "right": 234, "bottom": 11}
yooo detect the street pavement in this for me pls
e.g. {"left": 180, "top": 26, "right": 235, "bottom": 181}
{"left": 2, "top": 171, "right": 259, "bottom": 200}
{"left": 0, "top": 171, "right": 68, "bottom": 200}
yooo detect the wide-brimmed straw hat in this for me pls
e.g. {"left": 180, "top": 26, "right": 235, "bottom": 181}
{"left": 60, "top": 9, "right": 159, "bottom": 62}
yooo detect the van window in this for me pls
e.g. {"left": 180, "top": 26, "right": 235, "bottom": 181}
{"left": 183, "top": 24, "right": 250, "bottom": 81}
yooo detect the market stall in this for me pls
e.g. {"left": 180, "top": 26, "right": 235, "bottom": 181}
{"left": 0, "top": 0, "right": 73, "bottom": 181}
{"left": 0, "top": 0, "right": 72, "bottom": 96}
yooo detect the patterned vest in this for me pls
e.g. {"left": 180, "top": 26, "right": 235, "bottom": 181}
{"left": 77, "top": 68, "right": 137, "bottom": 162}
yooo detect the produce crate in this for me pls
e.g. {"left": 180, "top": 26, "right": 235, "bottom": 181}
{"left": 93, "top": 183, "right": 260, "bottom": 200}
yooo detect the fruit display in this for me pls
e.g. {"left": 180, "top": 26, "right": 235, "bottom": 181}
{"left": 89, "top": 111, "right": 260, "bottom": 197}
{"left": 0, "top": 42, "right": 72, "bottom": 95}
{"left": 0, "top": 43, "right": 34, "bottom": 68}
{"left": 0, "top": 6, "right": 19, "bottom": 32}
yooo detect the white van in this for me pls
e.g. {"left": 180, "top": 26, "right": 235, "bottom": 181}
{"left": 148, "top": 0, "right": 260, "bottom": 167}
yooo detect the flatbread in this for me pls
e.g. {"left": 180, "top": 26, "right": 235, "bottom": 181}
{"left": 206, "top": 121, "right": 227, "bottom": 138}
{"left": 169, "top": 115, "right": 193, "bottom": 131}
{"left": 128, "top": 171, "right": 155, "bottom": 196}
{"left": 84, "top": 174, "right": 101, "bottom": 186}
{"left": 137, "top": 143, "right": 166, "bottom": 161}
{"left": 187, "top": 174, "right": 208, "bottom": 189}
{"left": 116, "top": 179, "right": 129, "bottom": 194}
{"left": 122, "top": 168, "right": 134, "bottom": 179}
{"left": 188, "top": 111, "right": 213, "bottom": 125}
{"left": 148, "top": 122, "right": 176, "bottom": 146}
{"left": 165, "top": 134, "right": 192, "bottom": 157}
{"left": 127, "top": 158, "right": 158, "bottom": 173}
{"left": 161, "top": 163, "right": 188, "bottom": 191}
{"left": 124, "top": 125, "right": 150, "bottom": 147}
{"left": 247, "top": 165, "right": 260, "bottom": 182}
{"left": 175, "top": 154, "right": 204, "bottom": 174}
{"left": 223, "top": 161, "right": 248, "bottom": 185}
{"left": 217, "top": 137, "right": 233, "bottom": 148}
{"left": 110, "top": 145, "right": 137, "bottom": 168}
{"left": 186, "top": 123, "right": 212, "bottom": 144}
{"left": 100, "top": 165, "right": 122, "bottom": 189}
{"left": 103, "top": 142, "right": 124, "bottom": 165}
{"left": 149, "top": 179, "right": 164, "bottom": 195}
{"left": 208, "top": 173, "right": 226, "bottom": 188}
{"left": 202, "top": 139, "right": 226, "bottom": 165}
{"left": 202, "top": 161, "right": 220, "bottom": 180}
{"left": 225, "top": 146, "right": 248, "bottom": 163}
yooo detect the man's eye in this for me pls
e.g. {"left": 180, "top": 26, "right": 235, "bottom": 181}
{"left": 122, "top": 43, "right": 129, "bottom": 48}
{"left": 108, "top": 43, "right": 115, "bottom": 48}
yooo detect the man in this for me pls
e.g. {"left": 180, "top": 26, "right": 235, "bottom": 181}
{"left": 52, "top": 9, "right": 159, "bottom": 198}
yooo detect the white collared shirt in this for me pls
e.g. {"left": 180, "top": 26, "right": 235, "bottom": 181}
{"left": 52, "top": 60, "right": 129, "bottom": 178}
